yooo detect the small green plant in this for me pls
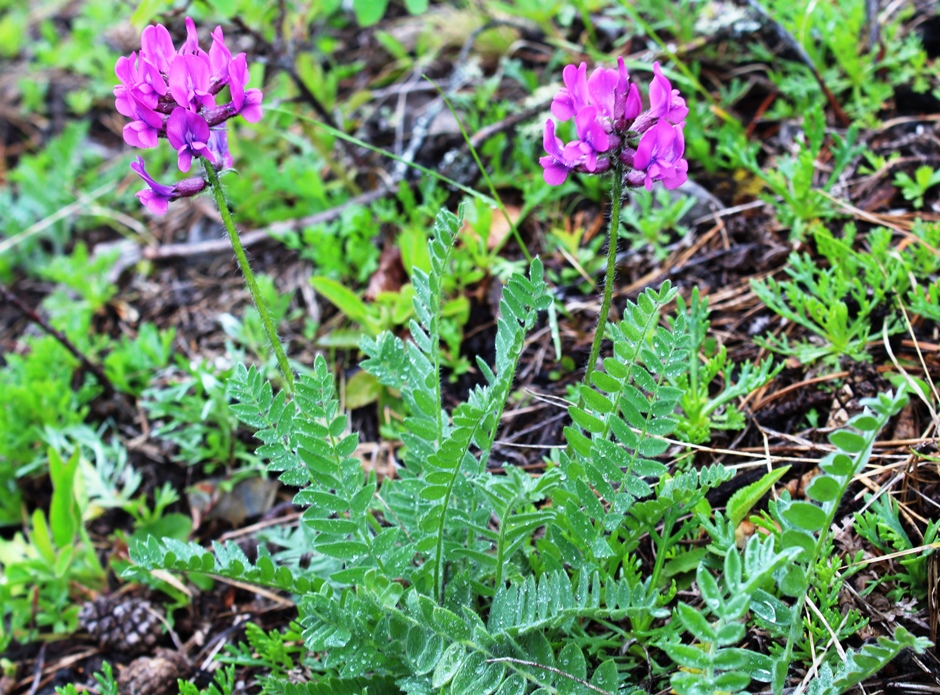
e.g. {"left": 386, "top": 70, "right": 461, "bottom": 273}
{"left": 893, "top": 165, "right": 940, "bottom": 209}
{"left": 620, "top": 186, "right": 696, "bottom": 260}
{"left": 56, "top": 661, "right": 118, "bottom": 695}
{"left": 0, "top": 122, "right": 109, "bottom": 281}
{"left": 721, "top": 104, "right": 862, "bottom": 238}
{"left": 751, "top": 251, "right": 882, "bottom": 365}
{"left": 752, "top": 219, "right": 940, "bottom": 366}
{"left": 855, "top": 494, "right": 940, "bottom": 601}
{"left": 124, "top": 207, "right": 930, "bottom": 693}
{"left": 670, "top": 288, "right": 781, "bottom": 443}
{"left": 751, "top": 223, "right": 909, "bottom": 365}
{"left": 0, "top": 449, "right": 105, "bottom": 649}
{"left": 758, "top": 0, "right": 932, "bottom": 125}
{"left": 142, "top": 359, "right": 256, "bottom": 473}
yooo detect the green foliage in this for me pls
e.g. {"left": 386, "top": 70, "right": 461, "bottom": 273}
{"left": 753, "top": 389, "right": 925, "bottom": 690}
{"left": 351, "top": 0, "right": 428, "bottom": 27}
{"left": 103, "top": 323, "right": 177, "bottom": 396}
{"left": 909, "top": 280, "right": 940, "bottom": 323}
{"left": 619, "top": 187, "right": 696, "bottom": 260}
{"left": 0, "top": 336, "right": 93, "bottom": 518}
{"left": 854, "top": 494, "right": 940, "bottom": 601}
{"left": 894, "top": 165, "right": 940, "bottom": 209}
{"left": 143, "top": 359, "right": 254, "bottom": 472}
{"left": 287, "top": 204, "right": 383, "bottom": 285}
{"left": 178, "top": 665, "right": 238, "bottom": 695}
{"left": 306, "top": 195, "right": 473, "bottom": 367}
{"left": 665, "top": 536, "right": 792, "bottom": 694}
{"left": 804, "top": 627, "right": 931, "bottom": 695}
{"left": 752, "top": 219, "right": 940, "bottom": 366}
{"left": 39, "top": 242, "right": 119, "bottom": 313}
{"left": 0, "top": 122, "right": 104, "bottom": 280}
{"left": 56, "top": 661, "right": 118, "bottom": 695}
{"left": 0, "top": 449, "right": 105, "bottom": 650}
{"left": 671, "top": 288, "right": 781, "bottom": 443}
{"left": 720, "top": 104, "right": 862, "bottom": 238}
{"left": 129, "top": 534, "right": 319, "bottom": 596}
{"left": 14, "top": 4, "right": 940, "bottom": 694}
{"left": 759, "top": 0, "right": 932, "bottom": 124}
{"left": 726, "top": 466, "right": 791, "bottom": 529}
{"left": 752, "top": 249, "right": 892, "bottom": 365}
{"left": 129, "top": 247, "right": 931, "bottom": 694}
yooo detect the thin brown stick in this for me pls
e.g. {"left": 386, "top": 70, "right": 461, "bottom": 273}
{"left": 1, "top": 283, "right": 115, "bottom": 398}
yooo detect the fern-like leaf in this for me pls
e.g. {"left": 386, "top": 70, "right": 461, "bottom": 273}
{"left": 127, "top": 536, "right": 317, "bottom": 595}
{"left": 361, "top": 207, "right": 462, "bottom": 470}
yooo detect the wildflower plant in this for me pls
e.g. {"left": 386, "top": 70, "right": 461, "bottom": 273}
{"left": 113, "top": 18, "right": 293, "bottom": 391}
{"left": 112, "top": 37, "right": 935, "bottom": 695}
{"left": 540, "top": 59, "right": 689, "bottom": 383}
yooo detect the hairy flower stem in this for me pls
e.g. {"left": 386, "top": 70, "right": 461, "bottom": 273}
{"left": 204, "top": 162, "right": 295, "bottom": 393}
{"left": 584, "top": 160, "right": 624, "bottom": 387}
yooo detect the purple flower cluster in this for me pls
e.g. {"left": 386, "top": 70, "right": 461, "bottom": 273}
{"left": 540, "top": 59, "right": 688, "bottom": 190}
{"left": 114, "top": 18, "right": 262, "bottom": 214}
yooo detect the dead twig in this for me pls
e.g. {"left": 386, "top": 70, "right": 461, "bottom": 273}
{"left": 1, "top": 283, "right": 116, "bottom": 398}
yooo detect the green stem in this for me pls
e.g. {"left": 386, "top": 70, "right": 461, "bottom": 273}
{"left": 204, "top": 162, "right": 295, "bottom": 393}
{"left": 584, "top": 160, "right": 624, "bottom": 387}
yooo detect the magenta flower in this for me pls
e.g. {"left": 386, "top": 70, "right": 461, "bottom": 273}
{"left": 648, "top": 62, "right": 688, "bottom": 124}
{"left": 168, "top": 54, "right": 216, "bottom": 112}
{"left": 624, "top": 83, "right": 642, "bottom": 122}
{"left": 131, "top": 156, "right": 207, "bottom": 215}
{"left": 131, "top": 157, "right": 175, "bottom": 214}
{"left": 566, "top": 106, "right": 610, "bottom": 172}
{"left": 122, "top": 92, "right": 164, "bottom": 148}
{"left": 540, "top": 57, "right": 689, "bottom": 190}
{"left": 538, "top": 120, "right": 579, "bottom": 185}
{"left": 586, "top": 66, "right": 620, "bottom": 124}
{"left": 139, "top": 24, "right": 176, "bottom": 74}
{"left": 114, "top": 54, "right": 143, "bottom": 116}
{"left": 551, "top": 62, "right": 589, "bottom": 121}
{"left": 228, "top": 54, "right": 263, "bottom": 122}
{"left": 167, "top": 108, "right": 215, "bottom": 172}
{"left": 115, "top": 17, "right": 264, "bottom": 212}
{"left": 208, "top": 129, "right": 234, "bottom": 169}
{"left": 179, "top": 17, "right": 210, "bottom": 63}
{"left": 633, "top": 120, "right": 688, "bottom": 190}
{"left": 209, "top": 27, "right": 232, "bottom": 83}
